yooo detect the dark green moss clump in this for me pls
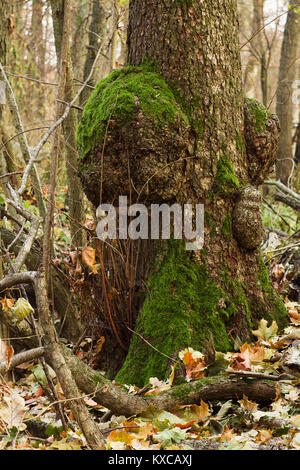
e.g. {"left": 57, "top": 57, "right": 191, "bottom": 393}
{"left": 77, "top": 65, "right": 189, "bottom": 159}
{"left": 221, "top": 213, "right": 232, "bottom": 240}
{"left": 245, "top": 98, "right": 271, "bottom": 134}
{"left": 215, "top": 154, "right": 240, "bottom": 196}
{"left": 77, "top": 64, "right": 191, "bottom": 206}
{"left": 115, "top": 241, "right": 250, "bottom": 387}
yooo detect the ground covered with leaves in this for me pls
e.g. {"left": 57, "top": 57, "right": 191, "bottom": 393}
{"left": 0, "top": 200, "right": 300, "bottom": 450}
{"left": 0, "top": 307, "right": 299, "bottom": 450}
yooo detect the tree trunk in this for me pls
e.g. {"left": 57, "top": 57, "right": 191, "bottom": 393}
{"left": 51, "top": 0, "right": 86, "bottom": 247}
{"left": 243, "top": 0, "right": 268, "bottom": 106}
{"left": 0, "top": 0, "right": 13, "bottom": 347}
{"left": 79, "top": 0, "right": 106, "bottom": 111}
{"left": 77, "top": 0, "right": 287, "bottom": 386}
{"left": 276, "top": 1, "right": 300, "bottom": 185}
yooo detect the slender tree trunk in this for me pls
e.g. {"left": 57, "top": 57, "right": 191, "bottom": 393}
{"left": 78, "top": 0, "right": 287, "bottom": 386}
{"left": 79, "top": 0, "right": 106, "bottom": 111}
{"left": 51, "top": 0, "right": 85, "bottom": 247}
{"left": 0, "top": 0, "right": 13, "bottom": 346}
{"left": 31, "top": 0, "right": 46, "bottom": 119}
{"left": 276, "top": 2, "right": 300, "bottom": 185}
{"left": 243, "top": 0, "right": 267, "bottom": 104}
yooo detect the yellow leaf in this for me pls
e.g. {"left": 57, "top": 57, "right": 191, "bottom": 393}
{"left": 238, "top": 395, "right": 258, "bottom": 413}
{"left": 290, "top": 414, "right": 300, "bottom": 428}
{"left": 10, "top": 298, "right": 34, "bottom": 322}
{"left": 255, "top": 429, "right": 272, "bottom": 444}
{"left": 191, "top": 400, "right": 210, "bottom": 423}
{"left": 108, "top": 429, "right": 135, "bottom": 445}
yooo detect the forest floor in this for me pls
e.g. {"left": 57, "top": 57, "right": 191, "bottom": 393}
{"left": 0, "top": 198, "right": 300, "bottom": 450}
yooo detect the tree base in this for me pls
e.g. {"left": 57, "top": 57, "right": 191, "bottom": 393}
{"left": 115, "top": 241, "right": 288, "bottom": 387}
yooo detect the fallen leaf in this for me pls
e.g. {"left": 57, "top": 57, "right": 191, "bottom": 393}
{"left": 0, "top": 297, "right": 15, "bottom": 312}
{"left": 252, "top": 319, "right": 278, "bottom": 341}
{"left": 82, "top": 246, "right": 98, "bottom": 274}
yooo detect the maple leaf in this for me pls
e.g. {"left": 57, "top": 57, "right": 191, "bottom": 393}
{"left": 179, "top": 347, "right": 207, "bottom": 379}
{"left": 238, "top": 394, "right": 258, "bottom": 413}
{"left": 108, "top": 429, "right": 135, "bottom": 446}
{"left": 255, "top": 429, "right": 272, "bottom": 444}
{"left": 252, "top": 319, "right": 278, "bottom": 341}
{"left": 220, "top": 424, "right": 236, "bottom": 442}
{"left": 188, "top": 401, "right": 211, "bottom": 423}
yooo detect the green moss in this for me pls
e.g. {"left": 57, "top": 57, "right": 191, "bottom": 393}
{"left": 208, "top": 190, "right": 214, "bottom": 203}
{"left": 221, "top": 213, "right": 232, "bottom": 240}
{"left": 235, "top": 131, "right": 245, "bottom": 153}
{"left": 246, "top": 98, "right": 271, "bottom": 133}
{"left": 229, "top": 77, "right": 235, "bottom": 89}
{"left": 215, "top": 154, "right": 240, "bottom": 196}
{"left": 255, "top": 256, "right": 288, "bottom": 330}
{"left": 77, "top": 65, "right": 189, "bottom": 158}
{"left": 116, "top": 241, "right": 240, "bottom": 387}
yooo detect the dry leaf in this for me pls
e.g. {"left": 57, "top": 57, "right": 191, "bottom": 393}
{"left": 82, "top": 246, "right": 98, "bottom": 274}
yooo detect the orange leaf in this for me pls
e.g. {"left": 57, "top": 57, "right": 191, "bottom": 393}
{"left": 174, "top": 419, "right": 197, "bottom": 429}
{"left": 256, "top": 429, "right": 272, "bottom": 444}
{"left": 82, "top": 247, "right": 98, "bottom": 274}
{"left": 5, "top": 344, "right": 14, "bottom": 371}
{"left": 34, "top": 386, "right": 44, "bottom": 398}
{"left": 220, "top": 424, "right": 236, "bottom": 442}
{"left": 0, "top": 297, "right": 15, "bottom": 312}
{"left": 96, "top": 336, "right": 105, "bottom": 353}
{"left": 182, "top": 352, "right": 206, "bottom": 379}
{"left": 108, "top": 429, "right": 134, "bottom": 445}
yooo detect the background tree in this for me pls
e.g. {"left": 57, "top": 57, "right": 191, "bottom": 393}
{"left": 276, "top": 1, "right": 300, "bottom": 185}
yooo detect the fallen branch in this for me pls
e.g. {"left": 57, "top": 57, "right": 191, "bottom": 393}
{"left": 0, "top": 271, "right": 37, "bottom": 292}
{"left": 0, "top": 347, "right": 44, "bottom": 375}
{"left": 225, "top": 369, "right": 294, "bottom": 382}
{"left": 62, "top": 346, "right": 277, "bottom": 417}
{"left": 264, "top": 180, "right": 300, "bottom": 203}
{"left": 0, "top": 298, "right": 278, "bottom": 418}
{"left": 274, "top": 192, "right": 300, "bottom": 211}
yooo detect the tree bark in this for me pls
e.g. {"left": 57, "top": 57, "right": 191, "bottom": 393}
{"left": 50, "top": 0, "right": 86, "bottom": 247}
{"left": 79, "top": 0, "right": 106, "bottom": 111}
{"left": 77, "top": 0, "right": 288, "bottom": 386}
{"left": 276, "top": 1, "right": 300, "bottom": 185}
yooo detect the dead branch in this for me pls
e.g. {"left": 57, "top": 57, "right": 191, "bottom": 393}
{"left": 35, "top": 271, "right": 105, "bottom": 449}
{"left": 0, "top": 346, "right": 44, "bottom": 374}
{"left": 0, "top": 271, "right": 37, "bottom": 292}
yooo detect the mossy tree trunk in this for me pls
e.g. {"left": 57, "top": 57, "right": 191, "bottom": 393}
{"left": 77, "top": 0, "right": 287, "bottom": 386}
